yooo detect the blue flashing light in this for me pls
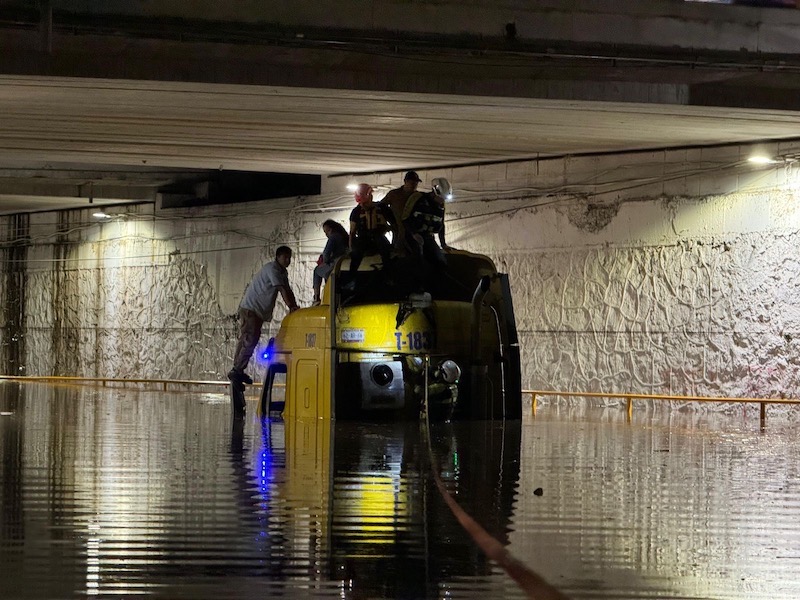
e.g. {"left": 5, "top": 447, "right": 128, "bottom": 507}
{"left": 260, "top": 337, "right": 276, "bottom": 365}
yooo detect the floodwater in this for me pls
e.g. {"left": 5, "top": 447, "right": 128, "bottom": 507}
{"left": 1, "top": 383, "right": 800, "bottom": 599}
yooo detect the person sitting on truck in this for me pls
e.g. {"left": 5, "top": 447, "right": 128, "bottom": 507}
{"left": 228, "top": 245, "right": 299, "bottom": 385}
{"left": 312, "top": 219, "right": 348, "bottom": 305}
{"left": 348, "top": 183, "right": 395, "bottom": 273}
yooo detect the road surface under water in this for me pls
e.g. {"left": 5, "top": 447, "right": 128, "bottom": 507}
{"left": 1, "top": 382, "right": 799, "bottom": 599}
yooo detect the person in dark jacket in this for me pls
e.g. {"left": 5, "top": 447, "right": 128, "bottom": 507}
{"left": 401, "top": 178, "right": 452, "bottom": 269}
{"left": 312, "top": 219, "right": 348, "bottom": 305}
{"left": 348, "top": 183, "right": 395, "bottom": 273}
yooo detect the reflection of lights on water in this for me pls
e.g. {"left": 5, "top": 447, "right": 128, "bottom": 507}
{"left": 78, "top": 466, "right": 168, "bottom": 597}
{"left": 254, "top": 444, "right": 278, "bottom": 549}
{"left": 86, "top": 536, "right": 100, "bottom": 595}
{"left": 441, "top": 450, "right": 460, "bottom": 481}
{"left": 346, "top": 471, "right": 409, "bottom": 539}
{"left": 258, "top": 447, "right": 274, "bottom": 494}
{"left": 340, "top": 578, "right": 353, "bottom": 598}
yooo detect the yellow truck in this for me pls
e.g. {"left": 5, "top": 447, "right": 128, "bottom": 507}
{"left": 259, "top": 247, "right": 521, "bottom": 420}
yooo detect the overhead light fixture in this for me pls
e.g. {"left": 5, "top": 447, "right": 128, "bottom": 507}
{"left": 93, "top": 211, "right": 111, "bottom": 219}
{"left": 748, "top": 155, "right": 778, "bottom": 165}
{"left": 346, "top": 182, "right": 359, "bottom": 192}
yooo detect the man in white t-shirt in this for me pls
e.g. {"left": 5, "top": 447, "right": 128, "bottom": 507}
{"left": 228, "top": 245, "right": 299, "bottom": 384}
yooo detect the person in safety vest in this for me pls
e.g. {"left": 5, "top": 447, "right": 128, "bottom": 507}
{"left": 401, "top": 177, "right": 451, "bottom": 268}
{"left": 383, "top": 170, "right": 421, "bottom": 253}
{"left": 348, "top": 183, "right": 395, "bottom": 273}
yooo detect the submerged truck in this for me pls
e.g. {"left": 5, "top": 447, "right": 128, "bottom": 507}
{"left": 260, "top": 243, "right": 521, "bottom": 421}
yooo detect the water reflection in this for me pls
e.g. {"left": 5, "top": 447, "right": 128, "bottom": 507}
{"left": 322, "top": 419, "right": 522, "bottom": 598}
{"left": 0, "top": 383, "right": 524, "bottom": 598}
{"left": 519, "top": 406, "right": 800, "bottom": 599}
{"left": 238, "top": 416, "right": 523, "bottom": 598}
{"left": 0, "top": 383, "right": 23, "bottom": 546}
{"left": 3, "top": 385, "right": 800, "bottom": 599}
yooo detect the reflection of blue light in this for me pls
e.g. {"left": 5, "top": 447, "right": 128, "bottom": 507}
{"left": 257, "top": 448, "right": 273, "bottom": 494}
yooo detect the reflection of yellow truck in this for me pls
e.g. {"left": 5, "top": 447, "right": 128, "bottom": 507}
{"left": 251, "top": 415, "right": 523, "bottom": 595}
{"left": 260, "top": 248, "right": 521, "bottom": 420}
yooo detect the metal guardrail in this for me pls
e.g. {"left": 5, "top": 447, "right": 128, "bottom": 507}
{"left": 526, "top": 389, "right": 800, "bottom": 427}
{"left": 2, "top": 376, "right": 796, "bottom": 427}
{"left": 0, "top": 375, "right": 239, "bottom": 391}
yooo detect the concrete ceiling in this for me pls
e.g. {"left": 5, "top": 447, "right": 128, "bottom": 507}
{"left": 3, "top": 75, "right": 800, "bottom": 214}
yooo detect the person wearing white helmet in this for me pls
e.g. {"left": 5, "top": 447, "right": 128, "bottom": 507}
{"left": 401, "top": 177, "right": 452, "bottom": 269}
{"left": 436, "top": 359, "right": 461, "bottom": 384}
{"left": 429, "top": 177, "right": 452, "bottom": 251}
{"left": 408, "top": 356, "right": 462, "bottom": 418}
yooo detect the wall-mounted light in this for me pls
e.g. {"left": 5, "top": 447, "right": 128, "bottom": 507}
{"left": 346, "top": 182, "right": 359, "bottom": 192}
{"left": 92, "top": 211, "right": 111, "bottom": 219}
{"left": 748, "top": 154, "right": 779, "bottom": 165}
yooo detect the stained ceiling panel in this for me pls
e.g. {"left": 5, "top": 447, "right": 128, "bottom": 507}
{"left": 1, "top": 75, "right": 800, "bottom": 213}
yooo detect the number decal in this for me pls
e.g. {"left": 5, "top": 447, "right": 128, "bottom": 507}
{"left": 422, "top": 331, "right": 432, "bottom": 350}
{"left": 395, "top": 331, "right": 434, "bottom": 351}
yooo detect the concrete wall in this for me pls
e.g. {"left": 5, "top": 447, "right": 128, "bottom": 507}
{"left": 3, "top": 140, "right": 800, "bottom": 401}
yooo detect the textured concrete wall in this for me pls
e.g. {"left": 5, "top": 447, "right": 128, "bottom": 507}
{"left": 3, "top": 141, "right": 800, "bottom": 400}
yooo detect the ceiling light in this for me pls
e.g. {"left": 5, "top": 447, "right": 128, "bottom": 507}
{"left": 346, "top": 183, "right": 359, "bottom": 192}
{"left": 748, "top": 155, "right": 778, "bottom": 165}
{"left": 93, "top": 211, "right": 111, "bottom": 219}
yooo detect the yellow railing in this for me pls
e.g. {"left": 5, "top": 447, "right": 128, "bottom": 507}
{"left": 0, "top": 375, "right": 239, "bottom": 391}
{"left": 525, "top": 389, "right": 800, "bottom": 427}
{"left": 2, "top": 376, "right": 796, "bottom": 427}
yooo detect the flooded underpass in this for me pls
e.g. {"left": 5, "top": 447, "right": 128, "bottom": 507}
{"left": 1, "top": 382, "right": 799, "bottom": 599}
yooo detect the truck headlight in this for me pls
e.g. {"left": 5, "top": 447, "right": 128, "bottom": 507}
{"left": 371, "top": 364, "right": 394, "bottom": 386}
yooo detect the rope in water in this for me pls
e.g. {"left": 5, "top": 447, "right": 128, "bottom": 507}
{"left": 420, "top": 359, "right": 569, "bottom": 600}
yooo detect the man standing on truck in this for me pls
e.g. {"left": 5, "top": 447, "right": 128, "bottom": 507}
{"left": 228, "top": 245, "right": 299, "bottom": 385}
{"left": 382, "top": 170, "right": 421, "bottom": 253}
